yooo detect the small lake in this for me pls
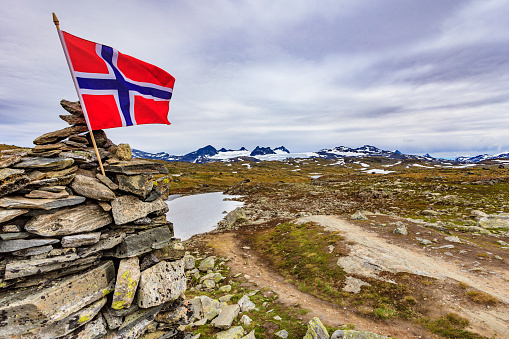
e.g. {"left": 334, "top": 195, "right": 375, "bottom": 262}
{"left": 166, "top": 192, "right": 244, "bottom": 240}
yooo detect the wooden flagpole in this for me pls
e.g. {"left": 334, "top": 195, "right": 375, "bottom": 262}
{"left": 52, "top": 13, "right": 106, "bottom": 176}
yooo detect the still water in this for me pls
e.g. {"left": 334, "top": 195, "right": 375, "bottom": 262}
{"left": 166, "top": 192, "right": 244, "bottom": 240}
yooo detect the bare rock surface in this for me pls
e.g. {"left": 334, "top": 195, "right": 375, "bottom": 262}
{"left": 111, "top": 195, "right": 168, "bottom": 225}
{"left": 25, "top": 202, "right": 112, "bottom": 236}
{"left": 71, "top": 174, "right": 116, "bottom": 201}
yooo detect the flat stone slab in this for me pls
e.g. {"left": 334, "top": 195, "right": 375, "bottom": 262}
{"left": 78, "top": 230, "right": 126, "bottom": 258}
{"left": 0, "top": 154, "right": 23, "bottom": 168}
{"left": 33, "top": 125, "right": 88, "bottom": 145}
{"left": 62, "top": 232, "right": 101, "bottom": 247}
{"left": 12, "top": 157, "right": 75, "bottom": 171}
{"left": 71, "top": 174, "right": 116, "bottom": 201}
{"left": 114, "top": 304, "right": 163, "bottom": 338}
{"left": 104, "top": 159, "right": 169, "bottom": 175}
{"left": 27, "top": 173, "right": 76, "bottom": 189}
{"left": 111, "top": 196, "right": 168, "bottom": 225}
{"left": 25, "top": 202, "right": 112, "bottom": 236}
{"left": 112, "top": 257, "right": 141, "bottom": 310}
{"left": 0, "top": 168, "right": 30, "bottom": 196}
{"left": 211, "top": 304, "right": 240, "bottom": 329}
{"left": 61, "top": 99, "right": 84, "bottom": 116}
{"left": 0, "top": 208, "right": 29, "bottom": 223}
{"left": 112, "top": 226, "right": 173, "bottom": 258}
{"left": 137, "top": 259, "right": 186, "bottom": 308}
{"left": 0, "top": 195, "right": 85, "bottom": 210}
{"left": 25, "top": 189, "right": 69, "bottom": 199}
{"left": 60, "top": 114, "right": 86, "bottom": 125}
{"left": 5, "top": 253, "right": 83, "bottom": 280}
{"left": 0, "top": 260, "right": 115, "bottom": 337}
{"left": 0, "top": 238, "right": 59, "bottom": 253}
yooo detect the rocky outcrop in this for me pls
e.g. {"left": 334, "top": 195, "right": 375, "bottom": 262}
{"left": 0, "top": 100, "right": 187, "bottom": 338}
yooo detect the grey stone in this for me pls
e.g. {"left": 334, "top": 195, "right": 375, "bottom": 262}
{"left": 65, "top": 313, "right": 108, "bottom": 339}
{"left": 5, "top": 253, "right": 90, "bottom": 280}
{"left": 12, "top": 157, "right": 74, "bottom": 170}
{"left": 59, "top": 151, "right": 94, "bottom": 164}
{"left": 34, "top": 297, "right": 107, "bottom": 338}
{"left": 137, "top": 259, "right": 186, "bottom": 308}
{"left": 416, "top": 237, "right": 432, "bottom": 245}
{"left": 275, "top": 330, "right": 289, "bottom": 338}
{"left": 152, "top": 238, "right": 185, "bottom": 260}
{"left": 331, "top": 330, "right": 344, "bottom": 339}
{"left": 350, "top": 211, "right": 368, "bottom": 220}
{"left": 242, "top": 330, "right": 256, "bottom": 339}
{"left": 0, "top": 231, "right": 29, "bottom": 240}
{"left": 198, "top": 256, "right": 215, "bottom": 271}
{"left": 0, "top": 168, "right": 30, "bottom": 196}
{"left": 96, "top": 173, "right": 119, "bottom": 190}
{"left": 0, "top": 195, "right": 85, "bottom": 210}
{"left": 0, "top": 260, "right": 115, "bottom": 337}
{"left": 71, "top": 174, "right": 116, "bottom": 201}
{"left": 78, "top": 230, "right": 126, "bottom": 258}
{"left": 478, "top": 214, "right": 509, "bottom": 229}
{"left": 111, "top": 195, "right": 168, "bottom": 225}
{"left": 184, "top": 254, "right": 196, "bottom": 270}
{"left": 140, "top": 252, "right": 161, "bottom": 271}
{"left": 33, "top": 143, "right": 64, "bottom": 153}
{"left": 203, "top": 279, "right": 216, "bottom": 290}
{"left": 444, "top": 236, "right": 462, "bottom": 243}
{"left": 304, "top": 317, "right": 329, "bottom": 339}
{"left": 188, "top": 297, "right": 204, "bottom": 321}
{"left": 12, "top": 244, "right": 54, "bottom": 257}
{"left": 117, "top": 174, "right": 154, "bottom": 198}
{"left": 342, "top": 276, "right": 371, "bottom": 293}
{"left": 237, "top": 295, "right": 256, "bottom": 312}
{"left": 155, "top": 302, "right": 192, "bottom": 325}
{"left": 240, "top": 314, "right": 252, "bottom": 325}
{"left": 215, "top": 326, "right": 244, "bottom": 339}
{"left": 104, "top": 159, "right": 169, "bottom": 175}
{"left": 421, "top": 209, "right": 439, "bottom": 216}
{"left": 25, "top": 202, "right": 112, "bottom": 236}
{"left": 102, "top": 307, "right": 124, "bottom": 329}
{"left": 392, "top": 222, "right": 408, "bottom": 235}
{"left": 0, "top": 208, "right": 29, "bottom": 222}
{"left": 116, "top": 304, "right": 163, "bottom": 338}
{"left": 27, "top": 173, "right": 76, "bottom": 189}
{"left": 112, "top": 257, "right": 141, "bottom": 310}
{"left": 33, "top": 125, "right": 88, "bottom": 145}
{"left": 340, "top": 330, "right": 391, "bottom": 338}
{"left": 112, "top": 226, "right": 173, "bottom": 258}
{"left": 211, "top": 304, "right": 240, "bottom": 329}
{"left": 0, "top": 238, "right": 59, "bottom": 253}
{"left": 110, "top": 303, "right": 140, "bottom": 317}
{"left": 62, "top": 232, "right": 101, "bottom": 247}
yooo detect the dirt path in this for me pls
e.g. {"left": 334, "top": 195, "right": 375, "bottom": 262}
{"left": 199, "top": 215, "right": 509, "bottom": 338}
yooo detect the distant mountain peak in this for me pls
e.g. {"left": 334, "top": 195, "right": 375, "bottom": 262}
{"left": 250, "top": 146, "right": 276, "bottom": 156}
{"left": 274, "top": 146, "right": 290, "bottom": 153}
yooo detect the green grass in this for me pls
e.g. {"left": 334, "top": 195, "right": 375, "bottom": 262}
{"left": 421, "top": 313, "right": 486, "bottom": 339}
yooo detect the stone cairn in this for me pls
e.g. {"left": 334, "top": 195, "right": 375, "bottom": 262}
{"left": 0, "top": 100, "right": 193, "bottom": 338}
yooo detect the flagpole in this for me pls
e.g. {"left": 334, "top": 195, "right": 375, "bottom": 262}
{"left": 52, "top": 13, "right": 106, "bottom": 176}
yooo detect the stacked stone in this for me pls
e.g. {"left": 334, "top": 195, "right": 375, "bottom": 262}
{"left": 0, "top": 100, "right": 192, "bottom": 339}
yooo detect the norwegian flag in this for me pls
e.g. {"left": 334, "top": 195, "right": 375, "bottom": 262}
{"left": 60, "top": 31, "right": 175, "bottom": 130}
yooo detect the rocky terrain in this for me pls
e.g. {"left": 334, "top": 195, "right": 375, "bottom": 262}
{"left": 0, "top": 100, "right": 192, "bottom": 339}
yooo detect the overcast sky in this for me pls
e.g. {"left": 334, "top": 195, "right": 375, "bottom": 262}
{"left": 1, "top": 1, "right": 508, "bottom": 158}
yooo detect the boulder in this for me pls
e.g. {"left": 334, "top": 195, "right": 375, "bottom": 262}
{"left": 303, "top": 317, "right": 329, "bottom": 339}
{"left": 112, "top": 257, "right": 141, "bottom": 310}
{"left": 198, "top": 256, "right": 215, "bottom": 272}
{"left": 392, "top": 222, "right": 408, "bottom": 235}
{"left": 0, "top": 261, "right": 115, "bottom": 337}
{"left": 350, "top": 211, "right": 368, "bottom": 220}
{"left": 237, "top": 295, "right": 256, "bottom": 312}
{"left": 71, "top": 174, "right": 116, "bottom": 201}
{"left": 25, "top": 202, "right": 113, "bottom": 236}
{"left": 211, "top": 304, "right": 240, "bottom": 329}
{"left": 111, "top": 195, "right": 168, "bottom": 225}
{"left": 137, "top": 259, "right": 186, "bottom": 308}
{"left": 116, "top": 143, "right": 132, "bottom": 161}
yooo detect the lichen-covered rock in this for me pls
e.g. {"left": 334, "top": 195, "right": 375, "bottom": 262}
{"left": 237, "top": 295, "right": 256, "bottom": 312}
{"left": 117, "top": 174, "right": 154, "bottom": 198}
{"left": 198, "top": 256, "right": 215, "bottom": 271}
{"left": 303, "top": 317, "right": 329, "bottom": 339}
{"left": 116, "top": 143, "right": 132, "bottom": 161}
{"left": 215, "top": 326, "right": 245, "bottom": 339}
{"left": 25, "top": 202, "right": 112, "bottom": 236}
{"left": 112, "top": 257, "right": 141, "bottom": 310}
{"left": 211, "top": 304, "right": 240, "bottom": 329}
{"left": 0, "top": 168, "right": 30, "bottom": 196}
{"left": 137, "top": 259, "right": 186, "bottom": 308}
{"left": 0, "top": 261, "right": 115, "bottom": 337}
{"left": 112, "top": 226, "right": 173, "bottom": 258}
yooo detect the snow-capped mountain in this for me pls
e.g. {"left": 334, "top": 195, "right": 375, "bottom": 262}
{"left": 132, "top": 145, "right": 440, "bottom": 163}
{"left": 456, "top": 152, "right": 509, "bottom": 163}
